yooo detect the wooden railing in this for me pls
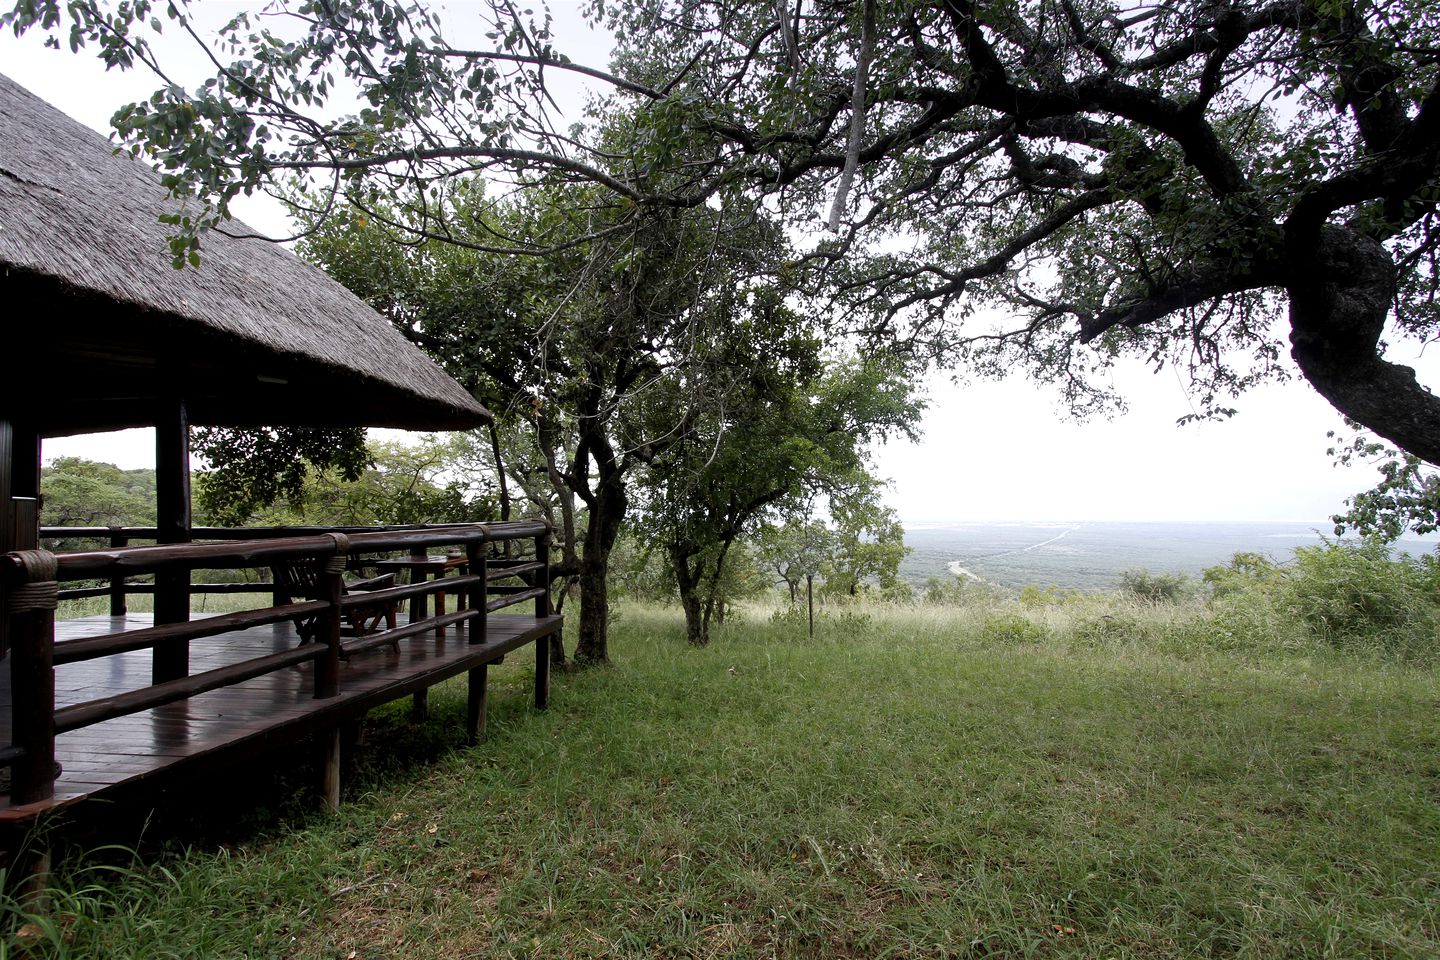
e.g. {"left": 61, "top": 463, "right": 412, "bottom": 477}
{"left": 40, "top": 523, "right": 478, "bottom": 615}
{"left": 1, "top": 522, "right": 554, "bottom": 806}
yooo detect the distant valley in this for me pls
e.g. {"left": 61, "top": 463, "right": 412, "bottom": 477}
{"left": 899, "top": 520, "right": 1438, "bottom": 592}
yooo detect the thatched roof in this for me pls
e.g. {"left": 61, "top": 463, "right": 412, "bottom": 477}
{"left": 0, "top": 72, "right": 490, "bottom": 437}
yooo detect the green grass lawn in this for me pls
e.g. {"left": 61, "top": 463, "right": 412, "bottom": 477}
{"left": 8, "top": 603, "right": 1440, "bottom": 958}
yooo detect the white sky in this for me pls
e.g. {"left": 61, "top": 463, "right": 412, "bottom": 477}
{"left": 3, "top": 1, "right": 1430, "bottom": 524}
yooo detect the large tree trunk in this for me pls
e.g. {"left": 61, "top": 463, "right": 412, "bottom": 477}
{"left": 669, "top": 544, "right": 709, "bottom": 646}
{"left": 1287, "top": 225, "right": 1440, "bottom": 464}
{"left": 573, "top": 471, "right": 626, "bottom": 666}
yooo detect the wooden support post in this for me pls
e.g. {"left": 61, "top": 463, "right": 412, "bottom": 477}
{"left": 411, "top": 689, "right": 429, "bottom": 722}
{"left": 534, "top": 530, "right": 552, "bottom": 709}
{"left": 534, "top": 634, "right": 550, "bottom": 710}
{"left": 535, "top": 530, "right": 553, "bottom": 619}
{"left": 153, "top": 399, "right": 192, "bottom": 684}
{"left": 108, "top": 527, "right": 129, "bottom": 617}
{"left": 321, "top": 728, "right": 341, "bottom": 812}
{"left": 314, "top": 535, "right": 348, "bottom": 700}
{"left": 466, "top": 664, "right": 488, "bottom": 746}
{"left": 1, "top": 420, "right": 40, "bottom": 660}
{"left": 9, "top": 545, "right": 57, "bottom": 807}
{"left": 466, "top": 538, "right": 490, "bottom": 744}
{"left": 20, "top": 848, "right": 53, "bottom": 911}
{"left": 468, "top": 540, "right": 488, "bottom": 646}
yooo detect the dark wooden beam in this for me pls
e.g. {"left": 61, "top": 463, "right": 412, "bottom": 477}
{"left": 152, "top": 400, "right": 192, "bottom": 683}
{"left": 0, "top": 420, "right": 41, "bottom": 659}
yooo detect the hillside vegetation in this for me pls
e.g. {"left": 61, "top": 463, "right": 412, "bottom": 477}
{"left": 8, "top": 581, "right": 1439, "bottom": 959}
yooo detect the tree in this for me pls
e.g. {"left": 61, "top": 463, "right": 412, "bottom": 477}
{"left": 233, "top": 435, "right": 496, "bottom": 527}
{"left": 299, "top": 182, "right": 802, "bottom": 664}
{"left": 817, "top": 482, "right": 910, "bottom": 600}
{"left": 634, "top": 338, "right": 921, "bottom": 644}
{"left": 17, "top": 0, "right": 1440, "bottom": 469}
{"left": 192, "top": 426, "right": 371, "bottom": 525}
{"left": 1326, "top": 422, "right": 1440, "bottom": 541}
{"left": 40, "top": 457, "right": 156, "bottom": 549}
{"left": 602, "top": 0, "right": 1440, "bottom": 466}
{"left": 757, "top": 516, "right": 833, "bottom": 604}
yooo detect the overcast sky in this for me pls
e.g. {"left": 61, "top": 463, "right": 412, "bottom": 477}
{"left": 4, "top": 1, "right": 1432, "bottom": 524}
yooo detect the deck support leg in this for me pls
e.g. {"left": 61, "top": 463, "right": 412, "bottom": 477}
{"left": 342, "top": 718, "right": 365, "bottom": 751}
{"left": 153, "top": 398, "right": 192, "bottom": 684}
{"left": 533, "top": 530, "right": 552, "bottom": 712}
{"left": 21, "top": 846, "right": 52, "bottom": 911}
{"left": 466, "top": 664, "right": 488, "bottom": 745}
{"left": 411, "top": 688, "right": 429, "bottom": 722}
{"left": 321, "top": 729, "right": 341, "bottom": 812}
{"left": 534, "top": 634, "right": 550, "bottom": 711}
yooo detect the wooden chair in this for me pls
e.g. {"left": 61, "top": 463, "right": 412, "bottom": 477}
{"left": 270, "top": 561, "right": 400, "bottom": 653}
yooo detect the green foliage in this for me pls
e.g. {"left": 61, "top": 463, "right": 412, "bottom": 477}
{"left": 257, "top": 436, "right": 496, "bottom": 527}
{"left": 817, "top": 483, "right": 910, "bottom": 599}
{"left": 1204, "top": 542, "right": 1440, "bottom": 658}
{"left": 192, "top": 426, "right": 371, "bottom": 525}
{"left": 1070, "top": 610, "right": 1147, "bottom": 648}
{"left": 757, "top": 518, "right": 831, "bottom": 600}
{"left": 922, "top": 575, "right": 965, "bottom": 605}
{"left": 1202, "top": 551, "right": 1284, "bottom": 598}
{"left": 980, "top": 612, "right": 1047, "bottom": 645}
{"left": 1283, "top": 542, "right": 1440, "bottom": 655}
{"left": 300, "top": 179, "right": 825, "bottom": 662}
{"left": 39, "top": 458, "right": 155, "bottom": 546}
{"left": 1329, "top": 427, "right": 1440, "bottom": 541}
{"left": 194, "top": 433, "right": 494, "bottom": 528}
{"left": 1117, "top": 568, "right": 1192, "bottom": 604}
{"left": 1017, "top": 583, "right": 1085, "bottom": 607}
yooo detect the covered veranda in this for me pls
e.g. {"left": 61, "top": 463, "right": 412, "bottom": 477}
{"left": 0, "top": 72, "right": 561, "bottom": 835}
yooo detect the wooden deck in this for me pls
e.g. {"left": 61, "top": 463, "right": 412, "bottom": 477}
{"left": 0, "top": 611, "right": 561, "bottom": 820}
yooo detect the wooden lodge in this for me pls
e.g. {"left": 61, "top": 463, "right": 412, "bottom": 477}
{"left": 0, "top": 73, "right": 562, "bottom": 846}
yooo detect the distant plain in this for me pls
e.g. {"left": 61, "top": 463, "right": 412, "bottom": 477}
{"left": 900, "top": 520, "right": 1439, "bottom": 591}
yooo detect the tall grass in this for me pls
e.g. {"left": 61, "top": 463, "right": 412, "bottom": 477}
{"left": 6, "top": 586, "right": 1439, "bottom": 958}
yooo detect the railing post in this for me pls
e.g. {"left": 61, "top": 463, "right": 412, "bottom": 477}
{"left": 312, "top": 534, "right": 348, "bottom": 701}
{"left": 316, "top": 534, "right": 348, "bottom": 813}
{"left": 152, "top": 398, "right": 191, "bottom": 684}
{"left": 7, "top": 548, "right": 58, "bottom": 806}
{"left": 533, "top": 529, "right": 551, "bottom": 711}
{"left": 535, "top": 530, "right": 552, "bottom": 619}
{"left": 108, "top": 527, "right": 128, "bottom": 617}
{"left": 465, "top": 536, "right": 489, "bottom": 745}
{"left": 467, "top": 537, "right": 489, "bottom": 648}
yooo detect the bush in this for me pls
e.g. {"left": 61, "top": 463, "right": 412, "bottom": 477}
{"left": 1202, "top": 551, "right": 1283, "bottom": 599}
{"left": 1018, "top": 583, "right": 1084, "bottom": 607}
{"left": 1118, "top": 568, "right": 1191, "bottom": 604}
{"left": 981, "top": 613, "right": 1047, "bottom": 645}
{"left": 1072, "top": 611, "right": 1146, "bottom": 647}
{"left": 1282, "top": 541, "right": 1440, "bottom": 655}
{"left": 1204, "top": 542, "right": 1440, "bottom": 659}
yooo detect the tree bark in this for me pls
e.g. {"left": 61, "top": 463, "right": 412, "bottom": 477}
{"left": 669, "top": 544, "right": 709, "bottom": 646}
{"left": 1286, "top": 225, "right": 1440, "bottom": 465}
{"left": 573, "top": 467, "right": 626, "bottom": 666}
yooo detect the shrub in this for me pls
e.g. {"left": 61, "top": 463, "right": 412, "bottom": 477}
{"left": 1281, "top": 541, "right": 1440, "bottom": 655}
{"left": 1018, "top": 583, "right": 1083, "bottom": 607}
{"left": 1118, "top": 568, "right": 1191, "bottom": 604}
{"left": 1072, "top": 611, "right": 1146, "bottom": 647}
{"left": 1202, "top": 551, "right": 1283, "bottom": 599}
{"left": 981, "top": 613, "right": 1047, "bottom": 645}
{"left": 1205, "top": 542, "right": 1440, "bottom": 658}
